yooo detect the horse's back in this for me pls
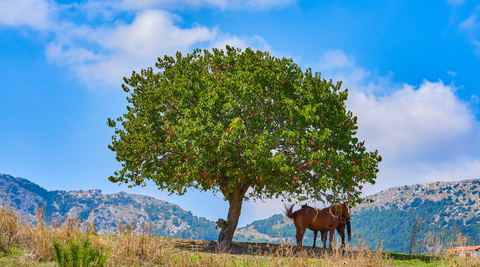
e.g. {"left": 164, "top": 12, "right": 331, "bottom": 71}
{"left": 293, "top": 206, "right": 345, "bottom": 231}
{"left": 310, "top": 208, "right": 343, "bottom": 230}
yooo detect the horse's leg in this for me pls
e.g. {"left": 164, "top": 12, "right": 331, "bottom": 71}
{"left": 339, "top": 227, "right": 346, "bottom": 248}
{"left": 321, "top": 230, "right": 327, "bottom": 250}
{"left": 329, "top": 228, "right": 335, "bottom": 251}
{"left": 337, "top": 224, "right": 346, "bottom": 248}
{"left": 313, "top": 231, "right": 317, "bottom": 248}
{"left": 296, "top": 227, "right": 306, "bottom": 251}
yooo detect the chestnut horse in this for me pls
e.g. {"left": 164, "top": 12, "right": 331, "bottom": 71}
{"left": 284, "top": 203, "right": 351, "bottom": 250}
{"left": 301, "top": 204, "right": 352, "bottom": 248}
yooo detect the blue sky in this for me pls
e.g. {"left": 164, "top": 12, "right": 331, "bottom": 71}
{"left": 1, "top": 0, "right": 480, "bottom": 227}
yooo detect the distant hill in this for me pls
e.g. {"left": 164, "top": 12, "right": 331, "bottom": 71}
{"left": 232, "top": 179, "right": 480, "bottom": 252}
{"left": 352, "top": 179, "right": 480, "bottom": 252}
{"left": 0, "top": 174, "right": 219, "bottom": 240}
{"left": 4, "top": 173, "right": 480, "bottom": 252}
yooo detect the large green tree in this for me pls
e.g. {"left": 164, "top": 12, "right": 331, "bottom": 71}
{"left": 107, "top": 46, "right": 381, "bottom": 250}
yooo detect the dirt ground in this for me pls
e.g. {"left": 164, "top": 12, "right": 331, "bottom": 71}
{"left": 171, "top": 239, "right": 321, "bottom": 256}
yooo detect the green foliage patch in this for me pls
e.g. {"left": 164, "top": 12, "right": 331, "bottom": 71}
{"left": 52, "top": 235, "right": 107, "bottom": 267}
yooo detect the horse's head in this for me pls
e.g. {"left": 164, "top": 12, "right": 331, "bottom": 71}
{"left": 339, "top": 203, "right": 352, "bottom": 241}
{"left": 339, "top": 203, "right": 350, "bottom": 221}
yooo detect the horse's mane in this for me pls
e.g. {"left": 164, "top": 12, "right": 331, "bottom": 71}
{"left": 301, "top": 204, "right": 315, "bottom": 209}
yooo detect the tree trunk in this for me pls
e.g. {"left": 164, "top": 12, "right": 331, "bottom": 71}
{"left": 409, "top": 214, "right": 423, "bottom": 254}
{"left": 216, "top": 183, "right": 249, "bottom": 252}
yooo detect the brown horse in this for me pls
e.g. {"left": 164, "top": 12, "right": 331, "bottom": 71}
{"left": 284, "top": 203, "right": 351, "bottom": 250}
{"left": 301, "top": 204, "right": 352, "bottom": 248}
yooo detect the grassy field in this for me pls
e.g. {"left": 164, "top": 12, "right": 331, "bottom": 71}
{"left": 1, "top": 205, "right": 480, "bottom": 266}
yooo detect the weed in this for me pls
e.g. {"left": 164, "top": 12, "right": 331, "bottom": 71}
{"left": 52, "top": 234, "right": 107, "bottom": 267}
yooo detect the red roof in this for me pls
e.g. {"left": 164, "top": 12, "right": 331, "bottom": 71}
{"left": 448, "top": 246, "right": 480, "bottom": 251}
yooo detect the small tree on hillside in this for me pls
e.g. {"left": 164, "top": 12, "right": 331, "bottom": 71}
{"left": 409, "top": 212, "right": 424, "bottom": 254}
{"left": 107, "top": 46, "right": 382, "bottom": 250}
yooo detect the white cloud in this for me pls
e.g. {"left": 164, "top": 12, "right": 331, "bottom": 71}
{"left": 75, "top": 0, "right": 295, "bottom": 13}
{"left": 318, "top": 49, "right": 355, "bottom": 69}
{"left": 46, "top": 10, "right": 217, "bottom": 87}
{"left": 44, "top": 8, "right": 287, "bottom": 87}
{"left": 209, "top": 35, "right": 295, "bottom": 62}
{"left": 1, "top": 0, "right": 289, "bottom": 88}
{"left": 447, "top": 0, "right": 465, "bottom": 6}
{"left": 209, "top": 35, "right": 273, "bottom": 53}
{"left": 458, "top": 6, "right": 480, "bottom": 54}
{"left": 448, "top": 70, "right": 457, "bottom": 77}
{"left": 421, "top": 158, "right": 480, "bottom": 183}
{"left": 243, "top": 0, "right": 296, "bottom": 9}
{"left": 350, "top": 80, "right": 476, "bottom": 162}
{"left": 0, "top": 0, "right": 52, "bottom": 30}
{"left": 78, "top": 0, "right": 227, "bottom": 13}
{"left": 459, "top": 13, "right": 478, "bottom": 30}
{"left": 314, "top": 49, "right": 480, "bottom": 197}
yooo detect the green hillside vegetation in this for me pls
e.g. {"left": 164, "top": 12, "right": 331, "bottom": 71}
{"left": 2, "top": 194, "right": 480, "bottom": 266}
{"left": 234, "top": 179, "right": 480, "bottom": 253}
{"left": 353, "top": 196, "right": 480, "bottom": 253}
{"left": 4, "top": 172, "right": 480, "bottom": 254}
{"left": 0, "top": 174, "right": 219, "bottom": 241}
{"left": 236, "top": 212, "right": 335, "bottom": 247}
{"left": 246, "top": 214, "right": 295, "bottom": 238}
{"left": 146, "top": 204, "right": 219, "bottom": 240}
{"left": 8, "top": 202, "right": 476, "bottom": 267}
{"left": 237, "top": 196, "right": 480, "bottom": 253}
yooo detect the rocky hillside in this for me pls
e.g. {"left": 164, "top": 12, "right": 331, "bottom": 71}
{"left": 0, "top": 174, "right": 219, "bottom": 240}
{"left": 233, "top": 178, "right": 480, "bottom": 252}
{"left": 356, "top": 179, "right": 480, "bottom": 219}
{"left": 5, "top": 172, "right": 480, "bottom": 252}
{"left": 350, "top": 179, "right": 480, "bottom": 252}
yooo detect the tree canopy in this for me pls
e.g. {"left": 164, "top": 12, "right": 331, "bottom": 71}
{"left": 107, "top": 46, "right": 381, "bottom": 248}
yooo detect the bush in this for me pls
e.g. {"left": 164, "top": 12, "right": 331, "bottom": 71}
{"left": 0, "top": 206, "right": 21, "bottom": 253}
{"left": 52, "top": 235, "right": 107, "bottom": 267}
{"left": 466, "top": 216, "right": 477, "bottom": 225}
{"left": 410, "top": 198, "right": 422, "bottom": 208}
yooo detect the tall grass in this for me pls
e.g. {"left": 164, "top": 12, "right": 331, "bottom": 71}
{"left": 1, "top": 204, "right": 480, "bottom": 266}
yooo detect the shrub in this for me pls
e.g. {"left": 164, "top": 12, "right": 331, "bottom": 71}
{"left": 0, "top": 206, "right": 21, "bottom": 253}
{"left": 465, "top": 216, "right": 477, "bottom": 225}
{"left": 410, "top": 198, "right": 422, "bottom": 208}
{"left": 52, "top": 234, "right": 107, "bottom": 267}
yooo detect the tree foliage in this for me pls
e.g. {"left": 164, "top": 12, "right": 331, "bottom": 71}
{"left": 107, "top": 46, "right": 381, "bottom": 206}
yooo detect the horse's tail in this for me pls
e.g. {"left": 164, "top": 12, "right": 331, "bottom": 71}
{"left": 283, "top": 203, "right": 296, "bottom": 220}
{"left": 347, "top": 220, "right": 352, "bottom": 241}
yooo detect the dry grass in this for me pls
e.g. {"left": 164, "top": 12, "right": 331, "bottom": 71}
{"left": 1, "top": 204, "right": 480, "bottom": 266}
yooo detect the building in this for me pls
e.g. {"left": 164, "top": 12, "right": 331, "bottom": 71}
{"left": 447, "top": 246, "right": 480, "bottom": 257}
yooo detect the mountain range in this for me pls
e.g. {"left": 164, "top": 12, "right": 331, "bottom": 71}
{"left": 2, "top": 173, "right": 480, "bottom": 253}
{"left": 0, "top": 173, "right": 219, "bottom": 240}
{"left": 234, "top": 179, "right": 480, "bottom": 252}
